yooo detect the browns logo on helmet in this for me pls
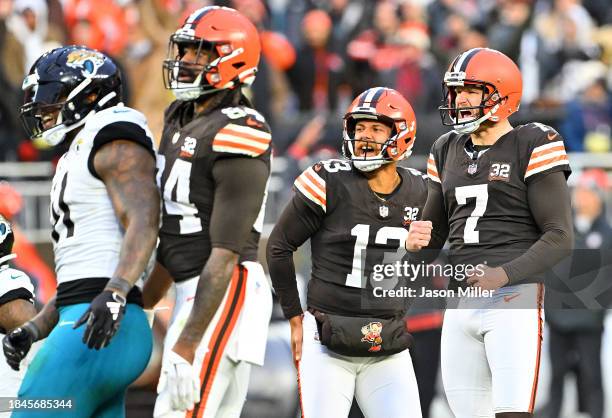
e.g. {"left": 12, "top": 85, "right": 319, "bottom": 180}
{"left": 439, "top": 48, "right": 522, "bottom": 134}
{"left": 343, "top": 87, "right": 417, "bottom": 172}
{"left": 163, "top": 6, "right": 261, "bottom": 101}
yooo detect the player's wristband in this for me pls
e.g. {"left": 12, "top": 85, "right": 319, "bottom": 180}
{"left": 23, "top": 321, "right": 41, "bottom": 342}
{"left": 105, "top": 276, "right": 132, "bottom": 296}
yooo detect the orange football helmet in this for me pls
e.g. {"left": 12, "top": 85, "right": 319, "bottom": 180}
{"left": 163, "top": 6, "right": 261, "bottom": 101}
{"left": 343, "top": 87, "right": 417, "bottom": 172}
{"left": 439, "top": 48, "right": 522, "bottom": 134}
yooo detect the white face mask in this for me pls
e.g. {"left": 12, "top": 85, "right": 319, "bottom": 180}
{"left": 39, "top": 110, "right": 93, "bottom": 146}
{"left": 171, "top": 85, "right": 204, "bottom": 101}
{"left": 453, "top": 102, "right": 499, "bottom": 134}
{"left": 353, "top": 159, "right": 385, "bottom": 172}
{"left": 170, "top": 65, "right": 206, "bottom": 101}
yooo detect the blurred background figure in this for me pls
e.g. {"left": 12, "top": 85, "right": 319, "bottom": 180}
{"left": 560, "top": 72, "right": 612, "bottom": 152}
{"left": 545, "top": 168, "right": 611, "bottom": 418}
{"left": 287, "top": 9, "right": 345, "bottom": 114}
{"left": 0, "top": 181, "right": 55, "bottom": 304}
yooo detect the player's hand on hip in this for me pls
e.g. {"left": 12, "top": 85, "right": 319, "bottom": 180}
{"left": 3, "top": 322, "right": 39, "bottom": 371}
{"left": 158, "top": 350, "right": 201, "bottom": 411}
{"left": 289, "top": 314, "right": 303, "bottom": 366}
{"left": 406, "top": 221, "right": 432, "bottom": 252}
{"left": 467, "top": 265, "right": 509, "bottom": 291}
{"left": 73, "top": 290, "right": 126, "bottom": 349}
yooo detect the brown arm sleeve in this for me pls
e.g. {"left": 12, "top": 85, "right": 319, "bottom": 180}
{"left": 266, "top": 194, "right": 323, "bottom": 319}
{"left": 209, "top": 157, "right": 269, "bottom": 252}
{"left": 410, "top": 180, "right": 449, "bottom": 263}
{"left": 502, "top": 171, "right": 574, "bottom": 283}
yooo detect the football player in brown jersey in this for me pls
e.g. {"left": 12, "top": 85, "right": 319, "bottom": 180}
{"left": 268, "top": 87, "right": 426, "bottom": 418}
{"left": 143, "top": 6, "right": 273, "bottom": 418}
{"left": 407, "top": 48, "right": 573, "bottom": 418}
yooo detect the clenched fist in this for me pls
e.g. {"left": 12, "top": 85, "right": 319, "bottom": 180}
{"left": 406, "top": 220, "right": 432, "bottom": 252}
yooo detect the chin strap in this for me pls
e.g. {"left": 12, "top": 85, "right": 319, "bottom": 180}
{"left": 0, "top": 253, "right": 17, "bottom": 266}
{"left": 41, "top": 115, "right": 91, "bottom": 146}
{"left": 454, "top": 103, "right": 500, "bottom": 134}
{"left": 353, "top": 159, "right": 394, "bottom": 172}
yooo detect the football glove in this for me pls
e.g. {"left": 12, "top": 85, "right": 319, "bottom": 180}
{"left": 74, "top": 290, "right": 126, "bottom": 350}
{"left": 3, "top": 322, "right": 39, "bottom": 371}
{"left": 158, "top": 350, "right": 201, "bottom": 411}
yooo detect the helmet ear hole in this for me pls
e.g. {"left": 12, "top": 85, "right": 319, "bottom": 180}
{"left": 232, "top": 62, "right": 245, "bottom": 69}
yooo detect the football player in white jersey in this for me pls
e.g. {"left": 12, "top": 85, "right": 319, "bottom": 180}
{"left": 2, "top": 46, "right": 160, "bottom": 418}
{"left": 0, "top": 215, "right": 39, "bottom": 417}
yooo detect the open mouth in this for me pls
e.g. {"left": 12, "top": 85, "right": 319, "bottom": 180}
{"left": 357, "top": 143, "right": 379, "bottom": 156}
{"left": 457, "top": 109, "right": 475, "bottom": 122}
{"left": 41, "top": 114, "right": 57, "bottom": 129}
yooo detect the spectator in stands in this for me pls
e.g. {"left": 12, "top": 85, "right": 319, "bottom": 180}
{"left": 231, "top": 0, "right": 292, "bottom": 128}
{"left": 347, "top": 1, "right": 406, "bottom": 98}
{"left": 286, "top": 9, "right": 345, "bottom": 113}
{"left": 327, "top": 0, "right": 371, "bottom": 54}
{"left": 486, "top": 0, "right": 533, "bottom": 62}
{"left": 429, "top": 11, "right": 470, "bottom": 66}
{"left": 560, "top": 76, "right": 612, "bottom": 152}
{"left": 0, "top": 1, "right": 26, "bottom": 161}
{"left": 63, "top": 0, "right": 129, "bottom": 58}
{"left": 534, "top": 0, "right": 600, "bottom": 94}
{"left": 7, "top": 0, "right": 62, "bottom": 72}
{"left": 545, "top": 168, "right": 610, "bottom": 418}
{"left": 377, "top": 23, "right": 441, "bottom": 116}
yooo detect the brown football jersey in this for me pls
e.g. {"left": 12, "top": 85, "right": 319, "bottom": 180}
{"left": 293, "top": 160, "right": 428, "bottom": 316}
{"left": 157, "top": 101, "right": 271, "bottom": 281}
{"left": 427, "top": 122, "right": 571, "bottom": 271}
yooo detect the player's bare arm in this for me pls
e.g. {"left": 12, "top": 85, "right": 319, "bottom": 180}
{"left": 173, "top": 158, "right": 268, "bottom": 362}
{"left": 94, "top": 139, "right": 160, "bottom": 296}
{"left": 27, "top": 296, "right": 59, "bottom": 339}
{"left": 173, "top": 248, "right": 238, "bottom": 362}
{"left": 142, "top": 262, "right": 174, "bottom": 309}
{"left": 0, "top": 299, "right": 37, "bottom": 332}
{"left": 288, "top": 315, "right": 304, "bottom": 363}
{"left": 3, "top": 297, "right": 57, "bottom": 371}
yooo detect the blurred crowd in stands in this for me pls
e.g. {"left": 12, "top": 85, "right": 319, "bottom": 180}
{"left": 0, "top": 0, "right": 611, "bottom": 167}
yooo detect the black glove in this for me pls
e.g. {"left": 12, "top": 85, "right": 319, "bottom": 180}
{"left": 3, "top": 322, "right": 39, "bottom": 371}
{"left": 74, "top": 290, "right": 126, "bottom": 350}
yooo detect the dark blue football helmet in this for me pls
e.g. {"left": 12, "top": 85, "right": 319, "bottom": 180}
{"left": 20, "top": 45, "right": 123, "bottom": 146}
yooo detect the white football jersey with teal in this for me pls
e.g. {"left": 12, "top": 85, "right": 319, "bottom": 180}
{"left": 49, "top": 105, "right": 156, "bottom": 285}
{"left": 0, "top": 264, "right": 39, "bottom": 408}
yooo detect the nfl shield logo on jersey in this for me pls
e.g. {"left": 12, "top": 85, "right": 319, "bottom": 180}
{"left": 467, "top": 162, "right": 478, "bottom": 175}
{"left": 379, "top": 206, "right": 389, "bottom": 218}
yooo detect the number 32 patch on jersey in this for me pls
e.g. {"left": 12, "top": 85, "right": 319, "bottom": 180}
{"left": 488, "top": 162, "right": 511, "bottom": 182}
